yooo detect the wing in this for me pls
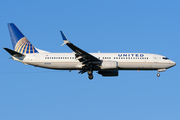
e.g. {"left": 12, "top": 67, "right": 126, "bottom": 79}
{"left": 60, "top": 31, "right": 101, "bottom": 65}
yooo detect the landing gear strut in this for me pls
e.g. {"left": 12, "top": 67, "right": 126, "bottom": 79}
{"left": 88, "top": 70, "right": 93, "bottom": 75}
{"left": 157, "top": 69, "right": 166, "bottom": 77}
{"left": 88, "top": 69, "right": 93, "bottom": 80}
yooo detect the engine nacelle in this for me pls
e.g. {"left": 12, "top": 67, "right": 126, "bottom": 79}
{"left": 98, "top": 70, "right": 118, "bottom": 76}
{"left": 101, "top": 61, "right": 118, "bottom": 70}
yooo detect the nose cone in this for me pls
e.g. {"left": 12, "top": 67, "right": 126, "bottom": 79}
{"left": 170, "top": 60, "right": 176, "bottom": 67}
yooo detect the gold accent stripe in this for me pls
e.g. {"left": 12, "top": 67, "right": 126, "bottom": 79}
{"left": 15, "top": 38, "right": 26, "bottom": 51}
{"left": 20, "top": 43, "right": 27, "bottom": 53}
{"left": 15, "top": 38, "right": 24, "bottom": 51}
{"left": 15, "top": 43, "right": 21, "bottom": 51}
{"left": 24, "top": 44, "right": 28, "bottom": 53}
{"left": 15, "top": 41, "right": 21, "bottom": 51}
{"left": 17, "top": 42, "right": 25, "bottom": 52}
{"left": 32, "top": 61, "right": 171, "bottom": 64}
{"left": 118, "top": 62, "right": 169, "bottom": 64}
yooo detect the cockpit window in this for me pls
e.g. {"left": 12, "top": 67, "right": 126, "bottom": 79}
{"left": 162, "top": 57, "right": 169, "bottom": 60}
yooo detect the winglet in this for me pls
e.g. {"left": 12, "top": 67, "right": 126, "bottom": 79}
{"left": 60, "top": 31, "right": 70, "bottom": 46}
{"left": 60, "top": 31, "right": 68, "bottom": 40}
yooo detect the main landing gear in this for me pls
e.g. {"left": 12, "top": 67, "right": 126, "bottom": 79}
{"left": 88, "top": 70, "right": 93, "bottom": 80}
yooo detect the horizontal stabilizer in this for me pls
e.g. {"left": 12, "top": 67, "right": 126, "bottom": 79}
{"left": 4, "top": 47, "right": 25, "bottom": 57}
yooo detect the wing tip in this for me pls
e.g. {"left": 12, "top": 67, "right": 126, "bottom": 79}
{"left": 60, "top": 31, "right": 68, "bottom": 41}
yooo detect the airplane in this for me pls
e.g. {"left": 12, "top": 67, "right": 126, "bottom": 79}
{"left": 4, "top": 23, "right": 176, "bottom": 80}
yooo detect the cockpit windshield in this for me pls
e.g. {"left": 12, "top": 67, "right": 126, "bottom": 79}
{"left": 162, "top": 57, "right": 169, "bottom": 60}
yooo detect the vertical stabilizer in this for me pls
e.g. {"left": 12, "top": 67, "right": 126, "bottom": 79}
{"left": 7, "top": 23, "right": 39, "bottom": 54}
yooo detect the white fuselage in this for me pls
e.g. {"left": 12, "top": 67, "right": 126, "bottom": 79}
{"left": 6, "top": 23, "right": 176, "bottom": 79}
{"left": 13, "top": 53, "right": 176, "bottom": 71}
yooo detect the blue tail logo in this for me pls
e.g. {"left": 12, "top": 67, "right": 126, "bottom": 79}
{"left": 7, "top": 23, "right": 38, "bottom": 54}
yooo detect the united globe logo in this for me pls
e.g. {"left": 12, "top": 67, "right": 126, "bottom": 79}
{"left": 15, "top": 37, "right": 38, "bottom": 54}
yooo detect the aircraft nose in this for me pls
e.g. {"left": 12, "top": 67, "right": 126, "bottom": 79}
{"left": 170, "top": 60, "right": 176, "bottom": 67}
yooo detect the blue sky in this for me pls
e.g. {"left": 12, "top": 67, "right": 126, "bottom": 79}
{"left": 0, "top": 0, "right": 180, "bottom": 120}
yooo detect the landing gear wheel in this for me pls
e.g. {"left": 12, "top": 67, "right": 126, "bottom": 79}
{"left": 88, "top": 74, "right": 93, "bottom": 80}
{"left": 157, "top": 73, "right": 160, "bottom": 77}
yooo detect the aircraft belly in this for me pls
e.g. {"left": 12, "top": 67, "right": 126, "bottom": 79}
{"left": 37, "top": 62, "right": 79, "bottom": 70}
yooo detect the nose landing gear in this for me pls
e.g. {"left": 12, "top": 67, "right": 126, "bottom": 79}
{"left": 157, "top": 69, "right": 166, "bottom": 77}
{"left": 157, "top": 72, "right": 160, "bottom": 77}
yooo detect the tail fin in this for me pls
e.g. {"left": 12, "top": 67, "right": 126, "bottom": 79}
{"left": 7, "top": 23, "right": 39, "bottom": 54}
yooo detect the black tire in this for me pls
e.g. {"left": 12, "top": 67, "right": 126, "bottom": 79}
{"left": 157, "top": 73, "right": 160, "bottom": 77}
{"left": 88, "top": 75, "right": 93, "bottom": 80}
